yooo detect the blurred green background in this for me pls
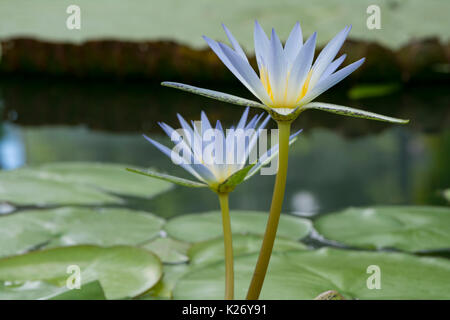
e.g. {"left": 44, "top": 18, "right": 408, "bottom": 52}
{"left": 0, "top": 0, "right": 449, "bottom": 301}
{"left": 0, "top": 0, "right": 448, "bottom": 216}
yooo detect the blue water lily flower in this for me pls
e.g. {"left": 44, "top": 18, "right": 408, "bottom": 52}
{"left": 162, "top": 21, "right": 408, "bottom": 123}
{"left": 128, "top": 107, "right": 299, "bottom": 193}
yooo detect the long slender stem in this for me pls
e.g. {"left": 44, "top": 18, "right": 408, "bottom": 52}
{"left": 246, "top": 120, "right": 291, "bottom": 300}
{"left": 218, "top": 192, "right": 234, "bottom": 300}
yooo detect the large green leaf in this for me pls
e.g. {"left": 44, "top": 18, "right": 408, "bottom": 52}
{"left": 173, "top": 248, "right": 450, "bottom": 300}
{"left": 0, "top": 207, "right": 165, "bottom": 258}
{"left": 164, "top": 210, "right": 312, "bottom": 243}
{"left": 314, "top": 206, "right": 450, "bottom": 252}
{"left": 189, "top": 234, "right": 306, "bottom": 265}
{"left": 141, "top": 237, "right": 190, "bottom": 264}
{"left": 38, "top": 162, "right": 173, "bottom": 199}
{"left": 0, "top": 162, "right": 173, "bottom": 206}
{"left": 0, "top": 245, "right": 162, "bottom": 300}
{"left": 0, "top": 168, "right": 118, "bottom": 205}
{"left": 48, "top": 280, "right": 106, "bottom": 300}
{"left": 142, "top": 264, "right": 191, "bottom": 299}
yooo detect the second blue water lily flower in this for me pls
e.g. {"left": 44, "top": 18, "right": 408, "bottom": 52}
{"left": 129, "top": 107, "right": 299, "bottom": 193}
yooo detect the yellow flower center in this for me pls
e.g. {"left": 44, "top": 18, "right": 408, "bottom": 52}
{"left": 259, "top": 68, "right": 312, "bottom": 108}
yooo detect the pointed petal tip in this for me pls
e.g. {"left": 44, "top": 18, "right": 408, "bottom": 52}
{"left": 142, "top": 134, "right": 154, "bottom": 143}
{"left": 291, "top": 128, "right": 303, "bottom": 138}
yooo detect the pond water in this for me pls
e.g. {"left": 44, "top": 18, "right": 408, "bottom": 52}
{"left": 0, "top": 77, "right": 448, "bottom": 218}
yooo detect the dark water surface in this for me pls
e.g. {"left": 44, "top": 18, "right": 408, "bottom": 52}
{"left": 0, "top": 77, "right": 449, "bottom": 218}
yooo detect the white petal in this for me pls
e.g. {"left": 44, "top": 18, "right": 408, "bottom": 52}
{"left": 267, "top": 28, "right": 287, "bottom": 103}
{"left": 286, "top": 32, "right": 317, "bottom": 104}
{"left": 203, "top": 36, "right": 260, "bottom": 99}
{"left": 200, "top": 111, "right": 212, "bottom": 133}
{"left": 218, "top": 42, "right": 272, "bottom": 104}
{"left": 301, "top": 58, "right": 365, "bottom": 104}
{"left": 254, "top": 20, "right": 270, "bottom": 70}
{"left": 284, "top": 22, "right": 303, "bottom": 66}
{"left": 320, "top": 54, "right": 346, "bottom": 81}
{"left": 222, "top": 24, "right": 248, "bottom": 61}
{"left": 309, "top": 26, "right": 351, "bottom": 88}
{"left": 143, "top": 134, "right": 204, "bottom": 182}
{"left": 236, "top": 107, "right": 250, "bottom": 130}
{"left": 158, "top": 122, "right": 195, "bottom": 163}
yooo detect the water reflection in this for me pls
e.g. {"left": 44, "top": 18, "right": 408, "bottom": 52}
{"left": 291, "top": 190, "right": 320, "bottom": 217}
{"left": 0, "top": 122, "right": 25, "bottom": 170}
{"left": 4, "top": 124, "right": 447, "bottom": 217}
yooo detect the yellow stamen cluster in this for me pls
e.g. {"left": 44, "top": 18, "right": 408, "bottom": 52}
{"left": 259, "top": 68, "right": 312, "bottom": 108}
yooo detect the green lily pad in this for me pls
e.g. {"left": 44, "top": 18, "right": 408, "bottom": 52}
{"left": 40, "top": 162, "right": 173, "bottom": 198}
{"left": 0, "top": 207, "right": 165, "bottom": 258}
{"left": 189, "top": 234, "right": 306, "bottom": 265}
{"left": 314, "top": 206, "right": 450, "bottom": 252}
{"left": 141, "top": 237, "right": 190, "bottom": 264}
{"left": 0, "top": 162, "right": 173, "bottom": 206}
{"left": 173, "top": 248, "right": 450, "bottom": 300}
{"left": 0, "top": 168, "right": 117, "bottom": 205}
{"left": 0, "top": 245, "right": 162, "bottom": 300}
{"left": 142, "top": 264, "right": 191, "bottom": 299}
{"left": 48, "top": 280, "right": 106, "bottom": 300}
{"left": 164, "top": 210, "right": 311, "bottom": 243}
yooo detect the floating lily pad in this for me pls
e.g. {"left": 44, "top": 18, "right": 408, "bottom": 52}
{"left": 173, "top": 248, "right": 450, "bottom": 300}
{"left": 39, "top": 162, "right": 173, "bottom": 199}
{"left": 0, "top": 168, "right": 117, "bottom": 205}
{"left": 0, "top": 245, "right": 162, "bottom": 300}
{"left": 0, "top": 162, "right": 173, "bottom": 206}
{"left": 141, "top": 237, "right": 190, "bottom": 264}
{"left": 0, "top": 207, "right": 165, "bottom": 258}
{"left": 48, "top": 280, "right": 106, "bottom": 300}
{"left": 164, "top": 210, "right": 311, "bottom": 243}
{"left": 314, "top": 206, "right": 450, "bottom": 252}
{"left": 142, "top": 264, "right": 191, "bottom": 299}
{"left": 189, "top": 234, "right": 306, "bottom": 265}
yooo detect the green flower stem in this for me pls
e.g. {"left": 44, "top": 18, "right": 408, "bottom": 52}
{"left": 246, "top": 120, "right": 291, "bottom": 300}
{"left": 218, "top": 192, "right": 234, "bottom": 300}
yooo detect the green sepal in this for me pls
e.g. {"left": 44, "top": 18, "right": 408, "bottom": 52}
{"left": 161, "top": 82, "right": 269, "bottom": 110}
{"left": 216, "top": 164, "right": 255, "bottom": 193}
{"left": 126, "top": 168, "right": 208, "bottom": 188}
{"left": 301, "top": 102, "right": 409, "bottom": 124}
